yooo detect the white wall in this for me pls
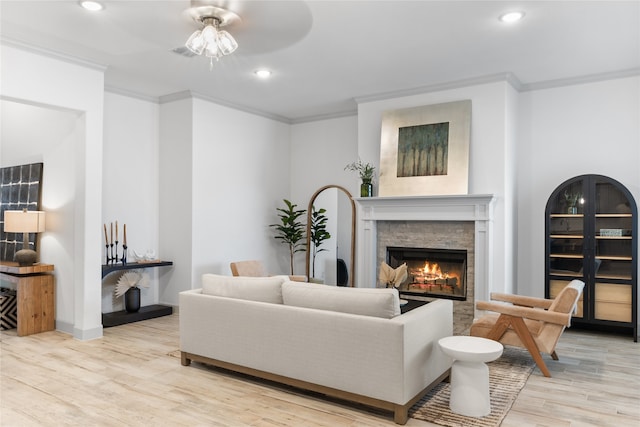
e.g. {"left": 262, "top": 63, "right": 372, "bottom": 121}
{"left": 1, "top": 44, "right": 105, "bottom": 340}
{"left": 102, "top": 92, "right": 161, "bottom": 311}
{"left": 355, "top": 81, "right": 515, "bottom": 293}
{"left": 517, "top": 76, "right": 640, "bottom": 297}
{"left": 155, "top": 96, "right": 294, "bottom": 307}
{"left": 290, "top": 116, "right": 358, "bottom": 281}
{"left": 158, "top": 98, "right": 193, "bottom": 306}
{"left": 191, "top": 98, "right": 292, "bottom": 284}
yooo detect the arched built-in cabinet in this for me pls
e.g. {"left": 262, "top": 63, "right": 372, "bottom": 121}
{"left": 545, "top": 175, "right": 637, "bottom": 341}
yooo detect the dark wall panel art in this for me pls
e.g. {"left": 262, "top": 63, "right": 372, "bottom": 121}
{"left": 0, "top": 163, "right": 44, "bottom": 262}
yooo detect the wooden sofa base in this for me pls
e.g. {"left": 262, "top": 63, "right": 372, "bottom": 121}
{"left": 181, "top": 351, "right": 450, "bottom": 425}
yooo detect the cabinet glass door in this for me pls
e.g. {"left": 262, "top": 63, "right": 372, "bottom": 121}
{"left": 546, "top": 177, "right": 585, "bottom": 317}
{"left": 592, "top": 178, "right": 634, "bottom": 322}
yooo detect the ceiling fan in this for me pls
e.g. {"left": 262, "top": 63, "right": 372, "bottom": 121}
{"left": 173, "top": 0, "right": 313, "bottom": 64}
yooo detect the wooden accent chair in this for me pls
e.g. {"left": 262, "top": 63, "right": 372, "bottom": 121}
{"left": 469, "top": 279, "right": 585, "bottom": 377}
{"left": 230, "top": 260, "right": 268, "bottom": 277}
{"left": 230, "top": 260, "right": 307, "bottom": 282}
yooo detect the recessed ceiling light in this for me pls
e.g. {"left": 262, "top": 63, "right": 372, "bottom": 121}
{"left": 255, "top": 69, "right": 272, "bottom": 79}
{"left": 499, "top": 11, "right": 525, "bottom": 23}
{"left": 80, "top": 1, "right": 104, "bottom": 11}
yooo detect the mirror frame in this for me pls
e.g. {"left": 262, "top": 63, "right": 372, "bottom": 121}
{"left": 305, "top": 185, "right": 356, "bottom": 287}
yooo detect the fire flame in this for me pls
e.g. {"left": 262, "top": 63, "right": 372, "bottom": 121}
{"left": 422, "top": 262, "right": 450, "bottom": 280}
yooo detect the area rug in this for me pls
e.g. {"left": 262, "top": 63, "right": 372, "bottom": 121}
{"left": 409, "top": 346, "right": 535, "bottom": 427}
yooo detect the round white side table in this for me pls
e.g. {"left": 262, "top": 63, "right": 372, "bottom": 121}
{"left": 438, "top": 336, "right": 504, "bottom": 417}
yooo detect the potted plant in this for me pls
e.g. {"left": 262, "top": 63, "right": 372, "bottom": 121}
{"left": 115, "top": 270, "right": 149, "bottom": 313}
{"left": 270, "top": 199, "right": 306, "bottom": 275}
{"left": 345, "top": 159, "right": 375, "bottom": 197}
{"left": 309, "top": 205, "right": 331, "bottom": 278}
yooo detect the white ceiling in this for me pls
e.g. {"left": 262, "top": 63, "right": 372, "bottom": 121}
{"left": 1, "top": 0, "right": 639, "bottom": 123}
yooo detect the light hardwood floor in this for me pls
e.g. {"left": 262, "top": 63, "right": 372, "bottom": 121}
{"left": 1, "top": 314, "right": 639, "bottom": 426}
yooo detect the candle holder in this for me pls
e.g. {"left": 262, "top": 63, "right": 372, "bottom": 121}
{"left": 115, "top": 240, "right": 119, "bottom": 263}
{"left": 105, "top": 244, "right": 110, "bottom": 265}
{"left": 122, "top": 245, "right": 128, "bottom": 265}
{"left": 110, "top": 243, "right": 114, "bottom": 264}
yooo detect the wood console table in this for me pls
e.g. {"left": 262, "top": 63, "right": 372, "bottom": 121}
{"left": 0, "top": 262, "right": 55, "bottom": 336}
{"left": 101, "top": 261, "right": 174, "bottom": 327}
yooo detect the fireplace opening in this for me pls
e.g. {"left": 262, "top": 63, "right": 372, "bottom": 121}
{"left": 386, "top": 247, "right": 467, "bottom": 301}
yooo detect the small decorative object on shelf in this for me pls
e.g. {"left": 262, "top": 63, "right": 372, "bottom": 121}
{"left": 103, "top": 221, "right": 128, "bottom": 264}
{"left": 115, "top": 271, "right": 149, "bottom": 313}
{"left": 564, "top": 190, "right": 581, "bottom": 214}
{"left": 379, "top": 261, "right": 408, "bottom": 290}
{"left": 124, "top": 287, "right": 140, "bottom": 313}
{"left": 345, "top": 159, "right": 375, "bottom": 197}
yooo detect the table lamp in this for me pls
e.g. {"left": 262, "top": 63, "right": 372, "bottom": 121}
{"left": 3, "top": 208, "right": 46, "bottom": 266}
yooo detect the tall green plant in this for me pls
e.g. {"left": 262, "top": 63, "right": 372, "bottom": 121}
{"left": 270, "top": 199, "right": 306, "bottom": 275}
{"left": 310, "top": 206, "right": 331, "bottom": 277}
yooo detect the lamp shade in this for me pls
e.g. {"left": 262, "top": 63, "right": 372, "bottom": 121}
{"left": 4, "top": 210, "right": 46, "bottom": 233}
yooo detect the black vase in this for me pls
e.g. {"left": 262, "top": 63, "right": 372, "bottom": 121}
{"left": 124, "top": 287, "right": 141, "bottom": 313}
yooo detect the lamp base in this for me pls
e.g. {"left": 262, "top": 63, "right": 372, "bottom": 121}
{"left": 15, "top": 249, "right": 37, "bottom": 266}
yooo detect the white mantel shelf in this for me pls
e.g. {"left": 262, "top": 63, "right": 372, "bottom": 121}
{"left": 353, "top": 194, "right": 495, "bottom": 222}
{"left": 353, "top": 194, "right": 496, "bottom": 306}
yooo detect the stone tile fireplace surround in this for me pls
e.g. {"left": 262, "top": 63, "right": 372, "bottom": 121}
{"left": 354, "top": 195, "right": 495, "bottom": 333}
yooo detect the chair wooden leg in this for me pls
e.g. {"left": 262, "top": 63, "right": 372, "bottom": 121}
{"left": 509, "top": 316, "right": 552, "bottom": 377}
{"left": 485, "top": 314, "right": 511, "bottom": 341}
{"left": 551, "top": 350, "right": 559, "bottom": 360}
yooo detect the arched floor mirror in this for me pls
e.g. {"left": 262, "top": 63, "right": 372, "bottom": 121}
{"left": 305, "top": 185, "right": 356, "bottom": 287}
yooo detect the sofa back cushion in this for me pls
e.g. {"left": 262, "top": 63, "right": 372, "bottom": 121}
{"left": 201, "top": 274, "right": 284, "bottom": 304}
{"left": 281, "top": 281, "right": 401, "bottom": 319}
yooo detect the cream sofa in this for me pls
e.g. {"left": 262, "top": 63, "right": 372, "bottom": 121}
{"left": 179, "top": 274, "right": 453, "bottom": 424}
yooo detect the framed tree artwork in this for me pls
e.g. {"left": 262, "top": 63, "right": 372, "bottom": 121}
{"left": 379, "top": 100, "right": 471, "bottom": 196}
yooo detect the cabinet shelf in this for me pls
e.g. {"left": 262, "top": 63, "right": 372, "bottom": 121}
{"left": 595, "top": 255, "right": 632, "bottom": 261}
{"left": 550, "top": 254, "right": 584, "bottom": 259}
{"left": 596, "top": 274, "right": 633, "bottom": 281}
{"left": 550, "top": 271, "right": 582, "bottom": 278}
{"left": 595, "top": 213, "right": 633, "bottom": 218}
{"left": 550, "top": 214, "right": 584, "bottom": 218}
{"left": 550, "top": 234, "right": 584, "bottom": 239}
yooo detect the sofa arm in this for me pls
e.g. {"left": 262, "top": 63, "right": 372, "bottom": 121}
{"left": 392, "top": 299, "right": 453, "bottom": 404}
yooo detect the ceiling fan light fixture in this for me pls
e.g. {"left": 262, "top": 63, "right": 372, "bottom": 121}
{"left": 185, "top": 11, "right": 239, "bottom": 64}
{"left": 185, "top": 29, "right": 205, "bottom": 55}
{"left": 217, "top": 30, "right": 238, "bottom": 55}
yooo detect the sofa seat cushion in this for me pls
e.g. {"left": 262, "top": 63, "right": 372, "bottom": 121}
{"left": 202, "top": 274, "right": 285, "bottom": 304}
{"left": 281, "top": 281, "right": 401, "bottom": 319}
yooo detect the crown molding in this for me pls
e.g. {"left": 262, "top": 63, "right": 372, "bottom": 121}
{"left": 159, "top": 90, "right": 292, "bottom": 124}
{"left": 105, "top": 85, "right": 159, "bottom": 103}
{"left": 520, "top": 68, "right": 640, "bottom": 92}
{"left": 354, "top": 73, "right": 522, "bottom": 105}
{"left": 290, "top": 109, "right": 358, "bottom": 125}
{"left": 1, "top": 37, "right": 107, "bottom": 72}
